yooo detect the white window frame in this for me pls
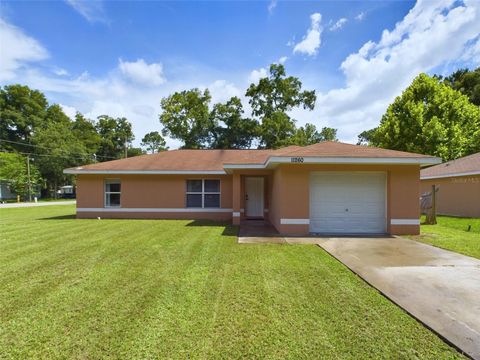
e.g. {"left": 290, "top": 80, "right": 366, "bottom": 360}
{"left": 104, "top": 179, "right": 121, "bottom": 208}
{"left": 186, "top": 179, "right": 221, "bottom": 208}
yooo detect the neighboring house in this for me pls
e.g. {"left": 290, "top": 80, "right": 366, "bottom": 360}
{"left": 64, "top": 141, "right": 440, "bottom": 235}
{"left": 421, "top": 152, "right": 480, "bottom": 218}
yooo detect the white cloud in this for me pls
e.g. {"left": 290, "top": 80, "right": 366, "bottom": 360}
{"left": 293, "top": 13, "right": 322, "bottom": 56}
{"left": 208, "top": 80, "right": 242, "bottom": 104}
{"left": 329, "top": 18, "right": 347, "bottom": 31}
{"left": 53, "top": 68, "right": 69, "bottom": 76}
{"left": 65, "top": 0, "right": 108, "bottom": 23}
{"left": 278, "top": 56, "right": 288, "bottom": 64}
{"left": 60, "top": 104, "right": 77, "bottom": 119}
{"left": 118, "top": 58, "right": 166, "bottom": 86}
{"left": 248, "top": 67, "right": 268, "bottom": 84}
{"left": 0, "top": 19, "right": 49, "bottom": 81}
{"left": 268, "top": 0, "right": 277, "bottom": 14}
{"left": 298, "top": 0, "right": 480, "bottom": 142}
{"left": 355, "top": 12, "right": 365, "bottom": 21}
{"left": 460, "top": 36, "right": 480, "bottom": 64}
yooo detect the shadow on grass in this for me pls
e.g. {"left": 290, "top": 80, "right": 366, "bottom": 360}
{"left": 39, "top": 214, "right": 76, "bottom": 220}
{"left": 38, "top": 216, "right": 238, "bottom": 236}
{"left": 186, "top": 219, "right": 238, "bottom": 236}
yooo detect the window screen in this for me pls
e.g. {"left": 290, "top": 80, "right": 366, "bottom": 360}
{"left": 105, "top": 179, "right": 121, "bottom": 207}
{"left": 186, "top": 179, "right": 220, "bottom": 208}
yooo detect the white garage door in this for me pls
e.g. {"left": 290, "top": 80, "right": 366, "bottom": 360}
{"left": 310, "top": 172, "right": 386, "bottom": 234}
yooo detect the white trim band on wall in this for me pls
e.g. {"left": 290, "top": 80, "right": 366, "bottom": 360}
{"left": 232, "top": 212, "right": 241, "bottom": 217}
{"left": 280, "top": 218, "right": 310, "bottom": 225}
{"left": 77, "top": 207, "right": 233, "bottom": 213}
{"left": 390, "top": 219, "right": 420, "bottom": 225}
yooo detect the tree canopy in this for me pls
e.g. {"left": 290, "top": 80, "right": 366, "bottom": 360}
{"left": 96, "top": 115, "right": 135, "bottom": 159}
{"left": 159, "top": 89, "right": 213, "bottom": 149}
{"left": 141, "top": 131, "right": 168, "bottom": 153}
{"left": 439, "top": 67, "right": 480, "bottom": 106}
{"left": 245, "top": 64, "right": 317, "bottom": 148}
{"left": 210, "top": 97, "right": 259, "bottom": 149}
{"left": 360, "top": 73, "right": 480, "bottom": 160}
{"left": 0, "top": 84, "right": 142, "bottom": 197}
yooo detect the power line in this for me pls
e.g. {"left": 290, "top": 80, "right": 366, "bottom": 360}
{"left": 0, "top": 149, "right": 103, "bottom": 162}
{"left": 0, "top": 138, "right": 118, "bottom": 160}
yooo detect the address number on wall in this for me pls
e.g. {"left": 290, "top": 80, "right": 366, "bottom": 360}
{"left": 291, "top": 157, "right": 304, "bottom": 163}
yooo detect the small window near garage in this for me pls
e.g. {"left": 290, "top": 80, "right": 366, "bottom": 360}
{"left": 186, "top": 179, "right": 220, "bottom": 208}
{"left": 105, "top": 179, "right": 121, "bottom": 207}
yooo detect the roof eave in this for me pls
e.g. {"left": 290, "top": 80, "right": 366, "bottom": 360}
{"left": 63, "top": 169, "right": 227, "bottom": 175}
{"left": 421, "top": 170, "right": 480, "bottom": 180}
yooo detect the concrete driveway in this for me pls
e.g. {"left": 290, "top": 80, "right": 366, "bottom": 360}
{"left": 317, "top": 237, "right": 480, "bottom": 359}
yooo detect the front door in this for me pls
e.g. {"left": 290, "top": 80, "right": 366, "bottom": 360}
{"left": 245, "top": 177, "right": 264, "bottom": 218}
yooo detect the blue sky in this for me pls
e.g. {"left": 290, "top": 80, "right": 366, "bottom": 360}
{"left": 1, "top": 0, "right": 479, "bottom": 148}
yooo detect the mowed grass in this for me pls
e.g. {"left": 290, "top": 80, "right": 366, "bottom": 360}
{"left": 0, "top": 206, "right": 463, "bottom": 359}
{"left": 411, "top": 216, "right": 480, "bottom": 259}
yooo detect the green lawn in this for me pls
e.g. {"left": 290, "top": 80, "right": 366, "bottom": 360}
{"left": 411, "top": 216, "right": 480, "bottom": 259}
{"left": 0, "top": 206, "right": 463, "bottom": 359}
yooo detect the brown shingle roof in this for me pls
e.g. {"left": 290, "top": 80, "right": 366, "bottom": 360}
{"left": 275, "top": 141, "right": 434, "bottom": 158}
{"left": 65, "top": 141, "right": 438, "bottom": 173}
{"left": 421, "top": 152, "right": 480, "bottom": 178}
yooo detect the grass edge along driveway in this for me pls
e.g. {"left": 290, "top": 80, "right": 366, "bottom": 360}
{"left": 409, "top": 216, "right": 480, "bottom": 260}
{"left": 0, "top": 205, "right": 465, "bottom": 359}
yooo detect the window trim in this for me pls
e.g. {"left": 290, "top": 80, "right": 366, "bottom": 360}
{"left": 185, "top": 179, "right": 221, "bottom": 208}
{"left": 104, "top": 178, "right": 121, "bottom": 208}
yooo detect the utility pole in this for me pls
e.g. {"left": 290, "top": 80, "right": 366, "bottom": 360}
{"left": 26, "top": 155, "right": 32, "bottom": 202}
{"left": 124, "top": 137, "right": 128, "bottom": 158}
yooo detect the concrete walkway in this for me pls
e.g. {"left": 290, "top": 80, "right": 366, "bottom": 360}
{"left": 0, "top": 200, "right": 76, "bottom": 208}
{"left": 317, "top": 237, "right": 480, "bottom": 359}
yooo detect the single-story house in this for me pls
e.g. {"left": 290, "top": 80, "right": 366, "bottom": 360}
{"left": 64, "top": 141, "right": 440, "bottom": 235}
{"left": 421, "top": 152, "right": 480, "bottom": 218}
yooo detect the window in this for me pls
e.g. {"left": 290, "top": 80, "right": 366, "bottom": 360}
{"left": 186, "top": 179, "right": 220, "bottom": 208}
{"left": 105, "top": 179, "right": 121, "bottom": 207}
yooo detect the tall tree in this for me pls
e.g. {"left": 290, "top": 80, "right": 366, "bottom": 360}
{"left": 96, "top": 115, "right": 134, "bottom": 159}
{"left": 159, "top": 89, "right": 213, "bottom": 149}
{"left": 72, "top": 113, "right": 101, "bottom": 156}
{"left": 33, "top": 119, "right": 87, "bottom": 195}
{"left": 141, "top": 131, "right": 168, "bottom": 153}
{"left": 0, "top": 85, "right": 48, "bottom": 151}
{"left": 245, "top": 64, "right": 316, "bottom": 148}
{"left": 210, "top": 97, "right": 259, "bottom": 149}
{"left": 363, "top": 73, "right": 480, "bottom": 160}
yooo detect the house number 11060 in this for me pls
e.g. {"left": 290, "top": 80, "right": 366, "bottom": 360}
{"left": 291, "top": 157, "right": 304, "bottom": 163}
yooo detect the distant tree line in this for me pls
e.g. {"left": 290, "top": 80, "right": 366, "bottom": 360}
{"left": 0, "top": 85, "right": 146, "bottom": 197}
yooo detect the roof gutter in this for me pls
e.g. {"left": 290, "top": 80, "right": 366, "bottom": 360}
{"left": 421, "top": 170, "right": 480, "bottom": 180}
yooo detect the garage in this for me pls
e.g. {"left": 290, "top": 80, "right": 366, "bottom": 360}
{"left": 309, "top": 172, "right": 386, "bottom": 234}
